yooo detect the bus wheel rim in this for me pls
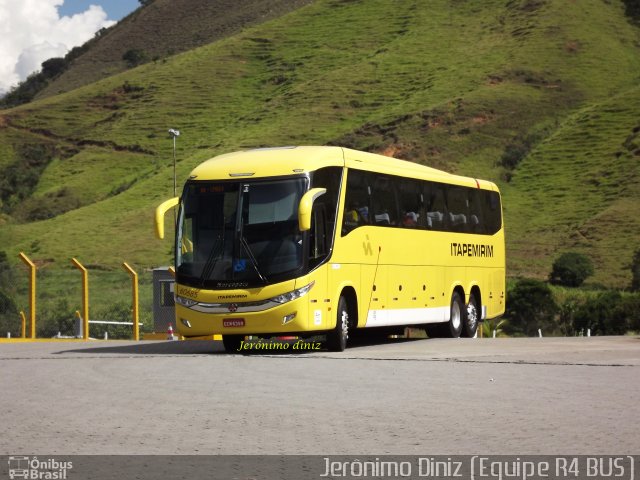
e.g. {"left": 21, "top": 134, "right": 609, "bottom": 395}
{"left": 451, "top": 302, "right": 461, "bottom": 329}
{"left": 467, "top": 303, "right": 477, "bottom": 330}
{"left": 341, "top": 310, "right": 349, "bottom": 339}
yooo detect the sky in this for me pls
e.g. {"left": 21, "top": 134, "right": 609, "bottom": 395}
{"left": 0, "top": 0, "right": 141, "bottom": 95}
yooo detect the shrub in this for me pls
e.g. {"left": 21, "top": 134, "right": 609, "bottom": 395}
{"left": 621, "top": 294, "right": 640, "bottom": 332}
{"left": 630, "top": 248, "right": 640, "bottom": 292}
{"left": 549, "top": 252, "right": 594, "bottom": 287}
{"left": 0, "top": 290, "right": 18, "bottom": 336}
{"left": 38, "top": 298, "right": 74, "bottom": 338}
{"left": 573, "top": 291, "right": 629, "bottom": 336}
{"left": 505, "top": 278, "right": 558, "bottom": 336}
{"left": 498, "top": 131, "right": 546, "bottom": 174}
{"left": 90, "top": 302, "right": 135, "bottom": 339}
{"left": 15, "top": 188, "right": 82, "bottom": 221}
{"left": 122, "top": 49, "right": 147, "bottom": 67}
{"left": 0, "top": 143, "right": 57, "bottom": 213}
{"left": 623, "top": 0, "right": 640, "bottom": 24}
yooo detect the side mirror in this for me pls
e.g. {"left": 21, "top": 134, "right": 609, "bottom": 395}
{"left": 155, "top": 197, "right": 179, "bottom": 239}
{"left": 298, "top": 188, "right": 326, "bottom": 232}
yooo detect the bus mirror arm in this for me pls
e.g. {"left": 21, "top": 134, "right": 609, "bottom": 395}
{"left": 298, "top": 188, "right": 327, "bottom": 232}
{"left": 155, "top": 197, "right": 179, "bottom": 239}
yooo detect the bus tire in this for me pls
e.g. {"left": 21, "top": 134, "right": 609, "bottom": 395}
{"left": 424, "top": 324, "right": 442, "bottom": 338}
{"left": 326, "top": 296, "right": 349, "bottom": 351}
{"left": 222, "top": 334, "right": 243, "bottom": 353}
{"left": 462, "top": 293, "right": 479, "bottom": 337}
{"left": 444, "top": 291, "right": 464, "bottom": 338}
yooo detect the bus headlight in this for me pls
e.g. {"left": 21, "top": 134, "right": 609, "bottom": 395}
{"left": 270, "top": 281, "right": 315, "bottom": 304}
{"left": 176, "top": 296, "right": 198, "bottom": 307}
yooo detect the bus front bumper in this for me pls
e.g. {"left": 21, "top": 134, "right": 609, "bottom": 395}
{"left": 174, "top": 298, "right": 311, "bottom": 337}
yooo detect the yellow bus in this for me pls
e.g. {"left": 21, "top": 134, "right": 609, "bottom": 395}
{"left": 155, "top": 146, "right": 505, "bottom": 352}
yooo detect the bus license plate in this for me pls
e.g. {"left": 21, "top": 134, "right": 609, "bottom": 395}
{"left": 223, "top": 319, "right": 245, "bottom": 327}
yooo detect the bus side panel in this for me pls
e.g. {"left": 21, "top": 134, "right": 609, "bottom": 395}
{"left": 488, "top": 232, "right": 506, "bottom": 319}
{"left": 425, "top": 265, "right": 446, "bottom": 315}
{"left": 444, "top": 266, "right": 466, "bottom": 303}
{"left": 304, "top": 264, "right": 330, "bottom": 331}
{"left": 488, "top": 267, "right": 506, "bottom": 319}
{"left": 360, "top": 264, "right": 382, "bottom": 328}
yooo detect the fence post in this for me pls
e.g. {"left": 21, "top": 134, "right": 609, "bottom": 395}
{"left": 18, "top": 252, "right": 36, "bottom": 339}
{"left": 122, "top": 262, "right": 140, "bottom": 341}
{"left": 19, "top": 311, "right": 26, "bottom": 338}
{"left": 71, "top": 258, "right": 89, "bottom": 340}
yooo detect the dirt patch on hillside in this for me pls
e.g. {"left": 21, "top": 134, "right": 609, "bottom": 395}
{"left": 37, "top": 0, "right": 317, "bottom": 100}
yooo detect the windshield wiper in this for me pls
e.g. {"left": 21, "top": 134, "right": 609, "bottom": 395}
{"left": 240, "top": 236, "right": 268, "bottom": 284}
{"left": 234, "top": 184, "right": 268, "bottom": 284}
{"left": 199, "top": 229, "right": 225, "bottom": 287}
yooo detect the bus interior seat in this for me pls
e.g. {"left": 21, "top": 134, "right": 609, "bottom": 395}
{"left": 250, "top": 238, "right": 299, "bottom": 273}
{"left": 449, "top": 213, "right": 467, "bottom": 227}
{"left": 427, "top": 211, "right": 444, "bottom": 228}
{"left": 374, "top": 213, "right": 390, "bottom": 225}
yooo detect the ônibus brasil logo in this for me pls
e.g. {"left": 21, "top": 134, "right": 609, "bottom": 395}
{"left": 8, "top": 456, "right": 73, "bottom": 479}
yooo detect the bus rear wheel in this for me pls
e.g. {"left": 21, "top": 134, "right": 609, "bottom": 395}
{"left": 222, "top": 334, "right": 244, "bottom": 353}
{"left": 462, "top": 293, "right": 479, "bottom": 337}
{"left": 326, "top": 296, "right": 349, "bottom": 351}
{"left": 443, "top": 291, "right": 464, "bottom": 338}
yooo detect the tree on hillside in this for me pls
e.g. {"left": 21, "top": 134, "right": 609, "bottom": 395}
{"left": 41, "top": 57, "right": 68, "bottom": 79}
{"left": 549, "top": 252, "right": 594, "bottom": 287}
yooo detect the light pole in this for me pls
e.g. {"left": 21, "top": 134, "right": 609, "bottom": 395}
{"left": 168, "top": 129, "right": 180, "bottom": 197}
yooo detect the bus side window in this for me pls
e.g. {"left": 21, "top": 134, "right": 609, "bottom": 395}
{"left": 342, "top": 169, "right": 370, "bottom": 236}
{"left": 309, "top": 203, "right": 328, "bottom": 268}
{"left": 312, "top": 166, "right": 342, "bottom": 239}
{"left": 398, "top": 178, "right": 423, "bottom": 228}
{"left": 425, "top": 182, "right": 446, "bottom": 230}
{"left": 483, "top": 190, "right": 502, "bottom": 235}
{"left": 371, "top": 175, "right": 398, "bottom": 226}
{"left": 468, "top": 188, "right": 483, "bottom": 234}
{"left": 446, "top": 185, "right": 469, "bottom": 233}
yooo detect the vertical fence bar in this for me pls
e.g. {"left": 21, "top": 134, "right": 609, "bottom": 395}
{"left": 18, "top": 252, "right": 36, "bottom": 339}
{"left": 121, "top": 262, "right": 140, "bottom": 341}
{"left": 20, "top": 311, "right": 26, "bottom": 338}
{"left": 71, "top": 258, "right": 89, "bottom": 340}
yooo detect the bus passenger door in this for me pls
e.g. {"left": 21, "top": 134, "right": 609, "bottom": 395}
{"left": 308, "top": 204, "right": 330, "bottom": 330}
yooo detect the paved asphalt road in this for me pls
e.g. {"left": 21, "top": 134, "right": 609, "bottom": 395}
{"left": 0, "top": 336, "right": 638, "bottom": 455}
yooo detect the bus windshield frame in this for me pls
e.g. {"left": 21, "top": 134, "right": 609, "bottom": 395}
{"left": 176, "top": 176, "right": 309, "bottom": 289}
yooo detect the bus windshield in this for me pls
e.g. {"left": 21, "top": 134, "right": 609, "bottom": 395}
{"left": 176, "top": 178, "right": 307, "bottom": 289}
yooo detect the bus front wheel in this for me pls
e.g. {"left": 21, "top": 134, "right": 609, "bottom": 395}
{"left": 326, "top": 296, "right": 349, "bottom": 351}
{"left": 444, "top": 291, "right": 464, "bottom": 338}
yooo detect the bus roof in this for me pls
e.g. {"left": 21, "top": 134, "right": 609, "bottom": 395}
{"left": 189, "top": 146, "right": 498, "bottom": 191}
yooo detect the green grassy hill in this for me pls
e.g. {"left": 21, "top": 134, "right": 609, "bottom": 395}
{"left": 1, "top": 0, "right": 639, "bottom": 298}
